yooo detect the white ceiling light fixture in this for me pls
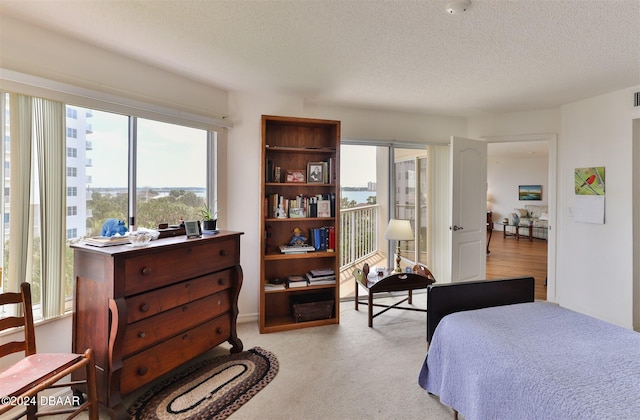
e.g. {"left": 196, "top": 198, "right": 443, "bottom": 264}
{"left": 446, "top": 0, "right": 471, "bottom": 14}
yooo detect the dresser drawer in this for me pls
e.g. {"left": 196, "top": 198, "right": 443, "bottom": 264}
{"left": 123, "top": 237, "right": 239, "bottom": 296}
{"left": 121, "top": 290, "right": 231, "bottom": 357}
{"left": 125, "top": 270, "right": 233, "bottom": 323}
{"left": 120, "top": 313, "right": 231, "bottom": 395}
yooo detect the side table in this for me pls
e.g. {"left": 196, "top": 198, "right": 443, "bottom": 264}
{"left": 353, "top": 263, "right": 436, "bottom": 327}
{"left": 498, "top": 222, "right": 533, "bottom": 241}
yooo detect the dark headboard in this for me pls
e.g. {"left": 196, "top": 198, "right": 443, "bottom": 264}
{"left": 426, "top": 277, "right": 535, "bottom": 342}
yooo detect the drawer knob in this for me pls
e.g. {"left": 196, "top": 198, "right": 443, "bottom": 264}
{"left": 141, "top": 267, "right": 152, "bottom": 275}
{"left": 182, "top": 333, "right": 189, "bottom": 340}
{"left": 137, "top": 366, "right": 148, "bottom": 376}
{"left": 138, "top": 332, "right": 146, "bottom": 338}
{"left": 140, "top": 303, "right": 150, "bottom": 312}
{"left": 219, "top": 249, "right": 228, "bottom": 257}
{"left": 182, "top": 305, "right": 188, "bottom": 312}
{"left": 218, "top": 278, "right": 226, "bottom": 286}
{"left": 216, "top": 327, "right": 223, "bottom": 335}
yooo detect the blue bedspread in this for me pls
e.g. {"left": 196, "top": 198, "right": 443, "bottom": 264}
{"left": 419, "top": 302, "right": 640, "bottom": 420}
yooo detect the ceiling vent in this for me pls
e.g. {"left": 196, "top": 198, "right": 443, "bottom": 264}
{"left": 635, "top": 91, "right": 640, "bottom": 107}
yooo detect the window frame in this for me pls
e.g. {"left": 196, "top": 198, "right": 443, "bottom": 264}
{"left": 0, "top": 77, "right": 230, "bottom": 321}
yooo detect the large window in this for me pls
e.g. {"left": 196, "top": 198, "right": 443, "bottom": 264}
{"left": 1, "top": 95, "right": 218, "bottom": 321}
{"left": 135, "top": 118, "right": 208, "bottom": 227}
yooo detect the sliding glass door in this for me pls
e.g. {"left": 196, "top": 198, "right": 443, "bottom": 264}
{"left": 339, "top": 143, "right": 429, "bottom": 299}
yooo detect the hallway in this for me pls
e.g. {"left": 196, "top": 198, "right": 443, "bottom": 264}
{"left": 486, "top": 234, "right": 548, "bottom": 300}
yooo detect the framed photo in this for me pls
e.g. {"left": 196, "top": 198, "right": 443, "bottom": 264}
{"left": 184, "top": 220, "right": 201, "bottom": 238}
{"left": 317, "top": 199, "right": 331, "bottom": 218}
{"left": 285, "top": 169, "right": 306, "bottom": 183}
{"left": 289, "top": 207, "right": 306, "bottom": 218}
{"left": 307, "top": 162, "right": 325, "bottom": 184}
{"left": 519, "top": 185, "right": 542, "bottom": 201}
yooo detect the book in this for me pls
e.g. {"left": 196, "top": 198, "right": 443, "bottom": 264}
{"left": 307, "top": 279, "right": 336, "bottom": 285}
{"left": 306, "top": 271, "right": 335, "bottom": 281}
{"left": 309, "top": 268, "right": 335, "bottom": 277}
{"left": 84, "top": 236, "right": 130, "bottom": 247}
{"left": 279, "top": 244, "right": 315, "bottom": 254}
{"left": 264, "top": 283, "right": 286, "bottom": 291}
{"left": 286, "top": 275, "right": 309, "bottom": 288}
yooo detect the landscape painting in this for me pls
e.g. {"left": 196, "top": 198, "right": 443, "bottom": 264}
{"left": 519, "top": 185, "right": 542, "bottom": 201}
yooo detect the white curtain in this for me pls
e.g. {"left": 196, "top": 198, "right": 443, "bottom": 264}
{"left": 33, "top": 97, "right": 66, "bottom": 318}
{"left": 7, "top": 93, "right": 34, "bottom": 295}
{"left": 7, "top": 93, "right": 66, "bottom": 319}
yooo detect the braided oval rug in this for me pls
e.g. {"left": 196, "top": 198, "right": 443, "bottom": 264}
{"left": 128, "top": 347, "right": 279, "bottom": 419}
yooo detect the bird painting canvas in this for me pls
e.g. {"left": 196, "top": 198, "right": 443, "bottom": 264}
{"left": 575, "top": 167, "right": 605, "bottom": 195}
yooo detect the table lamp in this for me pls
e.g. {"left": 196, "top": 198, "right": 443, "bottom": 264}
{"left": 385, "top": 219, "right": 414, "bottom": 273}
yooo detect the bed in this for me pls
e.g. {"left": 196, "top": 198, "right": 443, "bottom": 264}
{"left": 419, "top": 277, "right": 640, "bottom": 420}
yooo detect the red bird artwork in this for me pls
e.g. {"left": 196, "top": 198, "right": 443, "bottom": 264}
{"left": 578, "top": 174, "right": 596, "bottom": 189}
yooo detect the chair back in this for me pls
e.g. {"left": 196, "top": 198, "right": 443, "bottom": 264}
{"left": 0, "top": 282, "right": 37, "bottom": 357}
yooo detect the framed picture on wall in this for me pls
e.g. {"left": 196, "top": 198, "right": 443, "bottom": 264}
{"left": 519, "top": 185, "right": 542, "bottom": 201}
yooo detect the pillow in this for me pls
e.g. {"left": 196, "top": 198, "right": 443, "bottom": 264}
{"left": 514, "top": 208, "right": 528, "bottom": 218}
{"left": 539, "top": 212, "right": 549, "bottom": 221}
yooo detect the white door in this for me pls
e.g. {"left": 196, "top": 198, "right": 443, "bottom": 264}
{"left": 450, "top": 136, "right": 487, "bottom": 282}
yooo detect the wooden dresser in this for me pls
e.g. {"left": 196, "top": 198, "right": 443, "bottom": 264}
{"left": 71, "top": 231, "right": 243, "bottom": 419}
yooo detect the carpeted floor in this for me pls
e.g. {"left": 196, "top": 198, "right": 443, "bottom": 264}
{"left": 88, "top": 292, "right": 455, "bottom": 420}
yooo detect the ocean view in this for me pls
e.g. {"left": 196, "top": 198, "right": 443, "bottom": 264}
{"left": 341, "top": 189, "right": 376, "bottom": 205}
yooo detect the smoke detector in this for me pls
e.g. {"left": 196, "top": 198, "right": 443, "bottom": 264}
{"left": 446, "top": 0, "right": 471, "bottom": 14}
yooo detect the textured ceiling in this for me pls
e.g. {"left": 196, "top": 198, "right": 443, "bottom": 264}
{"left": 1, "top": 0, "right": 639, "bottom": 117}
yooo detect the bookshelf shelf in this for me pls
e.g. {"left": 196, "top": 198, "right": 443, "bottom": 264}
{"left": 260, "top": 115, "right": 341, "bottom": 333}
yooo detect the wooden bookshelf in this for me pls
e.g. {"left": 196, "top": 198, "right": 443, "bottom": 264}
{"left": 260, "top": 115, "right": 340, "bottom": 333}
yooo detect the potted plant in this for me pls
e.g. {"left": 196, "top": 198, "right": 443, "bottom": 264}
{"left": 200, "top": 203, "right": 219, "bottom": 231}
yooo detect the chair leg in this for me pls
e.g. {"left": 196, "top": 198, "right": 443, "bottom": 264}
{"left": 368, "top": 293, "right": 373, "bottom": 327}
{"left": 26, "top": 402, "right": 37, "bottom": 420}
{"left": 84, "top": 349, "right": 99, "bottom": 420}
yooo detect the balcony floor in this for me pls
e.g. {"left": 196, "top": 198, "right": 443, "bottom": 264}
{"left": 339, "top": 252, "right": 388, "bottom": 299}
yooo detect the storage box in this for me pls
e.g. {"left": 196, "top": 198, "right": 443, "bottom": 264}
{"left": 290, "top": 293, "right": 334, "bottom": 322}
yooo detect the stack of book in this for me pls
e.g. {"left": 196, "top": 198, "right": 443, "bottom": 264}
{"left": 279, "top": 244, "right": 316, "bottom": 254}
{"left": 84, "top": 235, "right": 130, "bottom": 247}
{"left": 305, "top": 268, "right": 336, "bottom": 285}
{"left": 286, "top": 275, "right": 309, "bottom": 288}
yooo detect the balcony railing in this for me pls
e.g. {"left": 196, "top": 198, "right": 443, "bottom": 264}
{"left": 339, "top": 204, "right": 379, "bottom": 270}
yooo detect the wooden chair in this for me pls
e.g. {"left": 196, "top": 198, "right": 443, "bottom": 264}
{"left": 0, "top": 282, "right": 99, "bottom": 419}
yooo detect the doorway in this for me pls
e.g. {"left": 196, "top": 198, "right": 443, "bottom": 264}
{"left": 338, "top": 143, "right": 430, "bottom": 299}
{"left": 485, "top": 134, "right": 557, "bottom": 301}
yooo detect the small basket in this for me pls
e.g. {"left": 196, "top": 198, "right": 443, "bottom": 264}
{"left": 290, "top": 293, "right": 334, "bottom": 323}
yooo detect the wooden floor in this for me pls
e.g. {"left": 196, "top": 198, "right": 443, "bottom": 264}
{"left": 340, "top": 233, "right": 548, "bottom": 301}
{"left": 486, "top": 233, "right": 548, "bottom": 300}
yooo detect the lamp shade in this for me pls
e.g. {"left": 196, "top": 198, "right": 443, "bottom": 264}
{"left": 385, "top": 219, "right": 414, "bottom": 241}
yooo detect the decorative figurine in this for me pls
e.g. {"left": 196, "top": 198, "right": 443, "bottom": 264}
{"left": 101, "top": 218, "right": 128, "bottom": 237}
{"left": 289, "top": 227, "right": 307, "bottom": 245}
{"left": 276, "top": 204, "right": 287, "bottom": 219}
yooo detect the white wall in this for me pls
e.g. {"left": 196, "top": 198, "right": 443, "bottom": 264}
{"left": 556, "top": 87, "right": 638, "bottom": 328}
{"left": 0, "top": 16, "right": 228, "bottom": 120}
{"left": 488, "top": 155, "right": 548, "bottom": 223}
{"left": 225, "top": 93, "right": 467, "bottom": 320}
